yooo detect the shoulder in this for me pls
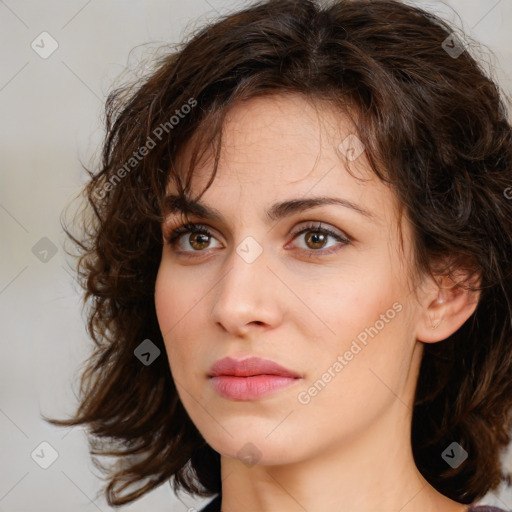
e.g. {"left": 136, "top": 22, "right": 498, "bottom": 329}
{"left": 196, "top": 498, "right": 509, "bottom": 512}
{"left": 195, "top": 498, "right": 511, "bottom": 512}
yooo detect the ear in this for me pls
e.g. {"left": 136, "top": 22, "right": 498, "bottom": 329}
{"left": 415, "top": 268, "right": 481, "bottom": 343}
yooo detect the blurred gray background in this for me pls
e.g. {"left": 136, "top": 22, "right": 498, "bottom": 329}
{"left": 1, "top": 1, "right": 511, "bottom": 511}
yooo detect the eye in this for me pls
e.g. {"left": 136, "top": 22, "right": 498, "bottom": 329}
{"left": 164, "top": 221, "right": 351, "bottom": 257}
{"left": 165, "top": 222, "right": 220, "bottom": 255}
{"left": 288, "top": 222, "right": 350, "bottom": 256}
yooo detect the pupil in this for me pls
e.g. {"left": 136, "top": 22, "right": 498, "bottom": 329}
{"left": 307, "top": 232, "right": 325, "bottom": 249}
{"left": 191, "top": 233, "right": 209, "bottom": 249}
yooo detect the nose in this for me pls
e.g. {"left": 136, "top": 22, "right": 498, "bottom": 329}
{"left": 210, "top": 239, "right": 284, "bottom": 336}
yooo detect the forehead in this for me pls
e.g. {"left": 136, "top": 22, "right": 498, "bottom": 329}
{"left": 180, "top": 94, "right": 363, "bottom": 175}
{"left": 168, "top": 93, "right": 397, "bottom": 223}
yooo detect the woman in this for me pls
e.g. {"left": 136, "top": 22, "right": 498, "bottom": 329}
{"left": 48, "top": 0, "right": 512, "bottom": 511}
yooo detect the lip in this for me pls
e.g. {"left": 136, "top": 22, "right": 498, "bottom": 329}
{"left": 209, "top": 356, "right": 301, "bottom": 378}
{"left": 208, "top": 356, "right": 302, "bottom": 401}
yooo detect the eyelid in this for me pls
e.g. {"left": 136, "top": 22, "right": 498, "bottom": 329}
{"left": 165, "top": 222, "right": 222, "bottom": 246}
{"left": 290, "top": 221, "right": 351, "bottom": 242}
{"left": 163, "top": 215, "right": 351, "bottom": 238}
{"left": 164, "top": 219, "right": 352, "bottom": 257}
{"left": 286, "top": 222, "right": 351, "bottom": 256}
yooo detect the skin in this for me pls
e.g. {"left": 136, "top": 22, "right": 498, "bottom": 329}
{"left": 154, "top": 93, "right": 480, "bottom": 512}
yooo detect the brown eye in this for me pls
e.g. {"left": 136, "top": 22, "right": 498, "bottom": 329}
{"left": 188, "top": 233, "right": 211, "bottom": 250}
{"left": 166, "top": 223, "right": 221, "bottom": 254}
{"left": 304, "top": 231, "right": 328, "bottom": 250}
{"left": 290, "top": 222, "right": 351, "bottom": 256}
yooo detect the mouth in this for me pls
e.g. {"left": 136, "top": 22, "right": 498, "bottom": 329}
{"left": 208, "top": 356, "right": 302, "bottom": 401}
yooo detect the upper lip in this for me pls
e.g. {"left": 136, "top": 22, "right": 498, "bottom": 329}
{"left": 208, "top": 356, "right": 301, "bottom": 378}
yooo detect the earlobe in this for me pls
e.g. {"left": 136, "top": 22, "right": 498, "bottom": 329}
{"left": 416, "top": 272, "right": 481, "bottom": 344}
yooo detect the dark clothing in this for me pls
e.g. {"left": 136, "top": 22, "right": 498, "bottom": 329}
{"left": 198, "top": 495, "right": 508, "bottom": 512}
{"left": 467, "top": 508, "right": 509, "bottom": 512}
{"left": 199, "top": 495, "right": 221, "bottom": 512}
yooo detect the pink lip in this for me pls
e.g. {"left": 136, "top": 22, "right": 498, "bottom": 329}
{"left": 208, "top": 356, "right": 302, "bottom": 401}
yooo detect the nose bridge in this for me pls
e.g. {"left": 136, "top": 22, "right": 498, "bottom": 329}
{"left": 211, "top": 234, "right": 280, "bottom": 331}
{"left": 219, "top": 234, "right": 268, "bottom": 304}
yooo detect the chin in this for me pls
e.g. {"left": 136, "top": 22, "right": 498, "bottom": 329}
{"left": 201, "top": 427, "right": 307, "bottom": 467}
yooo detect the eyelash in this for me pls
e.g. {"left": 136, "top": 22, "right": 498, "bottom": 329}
{"left": 164, "top": 221, "right": 351, "bottom": 258}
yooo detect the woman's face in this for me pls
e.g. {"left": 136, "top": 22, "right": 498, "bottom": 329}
{"left": 155, "top": 93, "right": 427, "bottom": 466}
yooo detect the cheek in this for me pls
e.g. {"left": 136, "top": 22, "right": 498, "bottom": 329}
{"left": 154, "top": 264, "right": 178, "bottom": 340}
{"left": 302, "top": 260, "right": 411, "bottom": 384}
{"left": 316, "top": 266, "right": 401, "bottom": 338}
{"left": 291, "top": 292, "right": 411, "bottom": 440}
{"left": 155, "top": 274, "right": 210, "bottom": 413}
{"left": 154, "top": 261, "right": 205, "bottom": 364}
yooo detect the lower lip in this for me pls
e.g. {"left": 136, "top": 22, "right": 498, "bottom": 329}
{"left": 210, "top": 375, "right": 300, "bottom": 400}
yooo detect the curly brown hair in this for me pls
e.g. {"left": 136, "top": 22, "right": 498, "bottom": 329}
{"left": 47, "top": 0, "right": 512, "bottom": 506}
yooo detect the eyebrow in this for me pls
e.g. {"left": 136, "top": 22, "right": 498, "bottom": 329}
{"left": 163, "top": 194, "right": 374, "bottom": 224}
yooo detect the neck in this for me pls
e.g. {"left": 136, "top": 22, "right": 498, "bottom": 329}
{"left": 218, "top": 401, "right": 469, "bottom": 512}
